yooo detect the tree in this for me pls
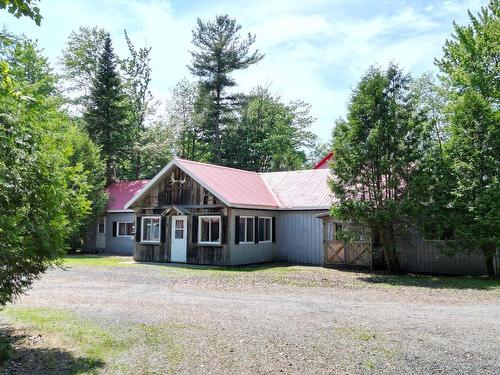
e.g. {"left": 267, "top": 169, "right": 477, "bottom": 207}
{"left": 120, "top": 30, "right": 154, "bottom": 179}
{"left": 430, "top": 1, "right": 500, "bottom": 275}
{"left": 83, "top": 34, "right": 133, "bottom": 184}
{"left": 330, "top": 64, "right": 429, "bottom": 273}
{"left": 0, "top": 33, "right": 105, "bottom": 305}
{"left": 166, "top": 79, "right": 201, "bottom": 159}
{"left": 0, "top": 0, "right": 42, "bottom": 25}
{"left": 189, "top": 15, "right": 263, "bottom": 164}
{"left": 60, "top": 26, "right": 107, "bottom": 106}
{"left": 224, "top": 87, "right": 317, "bottom": 172}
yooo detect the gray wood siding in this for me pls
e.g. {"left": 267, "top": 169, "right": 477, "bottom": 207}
{"left": 276, "top": 211, "right": 325, "bottom": 265}
{"left": 228, "top": 208, "right": 276, "bottom": 265}
{"left": 397, "top": 229, "right": 488, "bottom": 275}
{"left": 105, "top": 213, "right": 136, "bottom": 254}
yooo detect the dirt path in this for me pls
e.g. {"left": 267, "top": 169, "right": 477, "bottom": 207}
{"left": 1, "top": 262, "right": 499, "bottom": 374}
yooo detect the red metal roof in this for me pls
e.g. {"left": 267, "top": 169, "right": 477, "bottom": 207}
{"left": 106, "top": 180, "right": 150, "bottom": 211}
{"left": 126, "top": 158, "right": 334, "bottom": 210}
{"left": 177, "top": 159, "right": 281, "bottom": 208}
{"left": 313, "top": 151, "right": 334, "bottom": 169}
{"left": 261, "top": 169, "right": 334, "bottom": 209}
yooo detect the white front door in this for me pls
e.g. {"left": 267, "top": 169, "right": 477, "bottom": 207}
{"left": 171, "top": 216, "right": 187, "bottom": 263}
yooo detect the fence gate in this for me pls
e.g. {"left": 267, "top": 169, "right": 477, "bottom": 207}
{"left": 323, "top": 220, "right": 372, "bottom": 268}
{"left": 324, "top": 221, "right": 345, "bottom": 264}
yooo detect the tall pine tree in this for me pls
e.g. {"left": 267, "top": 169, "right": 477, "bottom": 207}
{"left": 84, "top": 34, "right": 132, "bottom": 183}
{"left": 189, "top": 15, "right": 263, "bottom": 165}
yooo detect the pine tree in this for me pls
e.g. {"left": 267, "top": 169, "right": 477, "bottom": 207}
{"left": 83, "top": 34, "right": 132, "bottom": 183}
{"left": 189, "top": 15, "right": 263, "bottom": 165}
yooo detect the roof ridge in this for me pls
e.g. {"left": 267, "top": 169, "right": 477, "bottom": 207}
{"left": 176, "top": 158, "right": 260, "bottom": 175}
{"left": 259, "top": 168, "right": 328, "bottom": 175}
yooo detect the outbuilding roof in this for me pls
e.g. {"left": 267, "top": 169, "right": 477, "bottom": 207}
{"left": 125, "top": 158, "right": 333, "bottom": 210}
{"left": 261, "top": 169, "right": 333, "bottom": 209}
{"left": 106, "top": 180, "right": 150, "bottom": 211}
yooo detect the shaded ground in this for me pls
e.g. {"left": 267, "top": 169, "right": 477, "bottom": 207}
{"left": 1, "top": 255, "right": 499, "bottom": 374}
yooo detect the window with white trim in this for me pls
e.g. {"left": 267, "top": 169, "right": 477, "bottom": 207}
{"left": 238, "top": 216, "right": 254, "bottom": 244}
{"left": 97, "top": 217, "right": 105, "bottom": 234}
{"left": 258, "top": 217, "right": 272, "bottom": 242}
{"left": 141, "top": 216, "right": 160, "bottom": 243}
{"left": 199, "top": 216, "right": 221, "bottom": 245}
{"left": 117, "top": 222, "right": 135, "bottom": 237}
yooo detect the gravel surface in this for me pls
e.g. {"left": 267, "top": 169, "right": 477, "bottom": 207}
{"left": 1, "top": 261, "right": 499, "bottom": 374}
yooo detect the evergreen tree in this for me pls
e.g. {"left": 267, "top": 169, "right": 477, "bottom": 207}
{"left": 83, "top": 34, "right": 132, "bottom": 184}
{"left": 189, "top": 15, "right": 263, "bottom": 165}
{"left": 330, "top": 64, "right": 429, "bottom": 273}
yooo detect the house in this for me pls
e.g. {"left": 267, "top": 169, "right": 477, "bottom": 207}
{"left": 124, "top": 158, "right": 333, "bottom": 265}
{"left": 84, "top": 180, "right": 149, "bottom": 254}
{"left": 313, "top": 151, "right": 333, "bottom": 169}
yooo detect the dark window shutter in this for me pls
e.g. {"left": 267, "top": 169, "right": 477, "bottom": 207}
{"left": 222, "top": 215, "right": 228, "bottom": 244}
{"left": 254, "top": 216, "right": 259, "bottom": 244}
{"left": 234, "top": 215, "right": 240, "bottom": 244}
{"left": 160, "top": 216, "right": 167, "bottom": 243}
{"left": 112, "top": 221, "right": 117, "bottom": 237}
{"left": 272, "top": 217, "right": 276, "bottom": 243}
{"left": 192, "top": 216, "right": 198, "bottom": 244}
{"left": 135, "top": 217, "right": 141, "bottom": 242}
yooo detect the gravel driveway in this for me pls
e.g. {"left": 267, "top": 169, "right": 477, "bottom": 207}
{"left": 1, "top": 259, "right": 499, "bottom": 374}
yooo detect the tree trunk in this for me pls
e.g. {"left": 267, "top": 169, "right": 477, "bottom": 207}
{"left": 380, "top": 225, "right": 400, "bottom": 273}
{"left": 482, "top": 243, "right": 496, "bottom": 276}
{"left": 215, "top": 88, "right": 222, "bottom": 165}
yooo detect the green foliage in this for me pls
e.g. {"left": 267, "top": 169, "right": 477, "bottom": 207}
{"left": 0, "top": 0, "right": 41, "bottom": 25}
{"left": 224, "top": 87, "right": 317, "bottom": 171}
{"left": 418, "top": 1, "right": 500, "bottom": 275}
{"left": 83, "top": 35, "right": 133, "bottom": 184}
{"left": 60, "top": 26, "right": 107, "bottom": 103}
{"left": 330, "top": 64, "right": 429, "bottom": 272}
{"left": 0, "top": 32, "right": 106, "bottom": 305}
{"left": 189, "top": 15, "right": 264, "bottom": 164}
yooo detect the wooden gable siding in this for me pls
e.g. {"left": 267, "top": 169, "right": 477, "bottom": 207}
{"left": 133, "top": 165, "right": 230, "bottom": 265}
{"left": 139, "top": 166, "right": 219, "bottom": 208}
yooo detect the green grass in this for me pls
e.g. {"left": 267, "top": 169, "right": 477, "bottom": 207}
{"left": 63, "top": 255, "right": 500, "bottom": 291}
{"left": 360, "top": 273, "right": 500, "bottom": 291}
{"left": 62, "top": 255, "right": 135, "bottom": 267}
{"left": 1, "top": 307, "right": 184, "bottom": 374}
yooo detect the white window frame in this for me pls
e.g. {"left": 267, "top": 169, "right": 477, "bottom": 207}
{"left": 198, "top": 215, "right": 222, "bottom": 245}
{"left": 258, "top": 217, "right": 272, "bottom": 243}
{"left": 117, "top": 221, "right": 135, "bottom": 238}
{"left": 141, "top": 216, "right": 161, "bottom": 243}
{"left": 239, "top": 216, "right": 254, "bottom": 244}
{"left": 97, "top": 217, "right": 106, "bottom": 234}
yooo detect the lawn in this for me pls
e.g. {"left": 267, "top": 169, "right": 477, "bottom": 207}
{"left": 1, "top": 256, "right": 499, "bottom": 374}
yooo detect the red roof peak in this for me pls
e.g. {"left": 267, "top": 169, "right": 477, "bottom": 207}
{"left": 313, "top": 152, "right": 334, "bottom": 169}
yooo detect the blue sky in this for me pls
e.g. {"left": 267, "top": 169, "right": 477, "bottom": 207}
{"left": 1, "top": 0, "right": 485, "bottom": 142}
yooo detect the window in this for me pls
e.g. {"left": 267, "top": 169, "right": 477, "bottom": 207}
{"left": 117, "top": 222, "right": 135, "bottom": 237}
{"left": 174, "top": 218, "right": 184, "bottom": 239}
{"left": 326, "top": 222, "right": 334, "bottom": 241}
{"left": 238, "top": 216, "right": 254, "bottom": 244}
{"left": 199, "top": 216, "right": 221, "bottom": 245}
{"left": 258, "top": 217, "right": 272, "bottom": 242}
{"left": 97, "top": 217, "right": 105, "bottom": 234}
{"left": 141, "top": 216, "right": 160, "bottom": 243}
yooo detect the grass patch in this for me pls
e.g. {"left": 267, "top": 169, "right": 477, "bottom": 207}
{"left": 62, "top": 255, "right": 134, "bottom": 267}
{"left": 1, "top": 307, "right": 184, "bottom": 374}
{"left": 360, "top": 273, "right": 500, "bottom": 291}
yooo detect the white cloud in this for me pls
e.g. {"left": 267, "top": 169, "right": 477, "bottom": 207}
{"left": 0, "top": 0, "right": 487, "bottom": 143}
